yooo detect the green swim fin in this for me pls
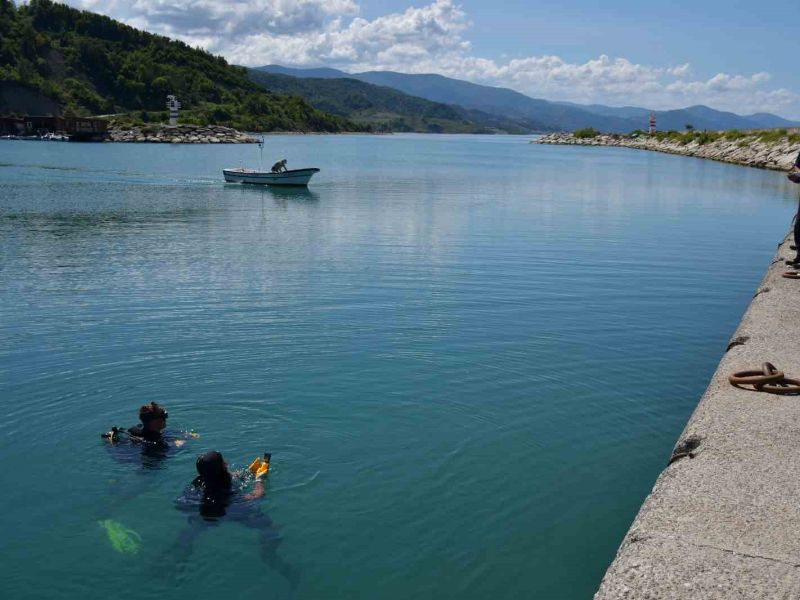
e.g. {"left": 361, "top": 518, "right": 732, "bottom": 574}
{"left": 99, "top": 519, "right": 142, "bottom": 555}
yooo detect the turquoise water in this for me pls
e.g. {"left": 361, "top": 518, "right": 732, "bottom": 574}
{"left": 1, "top": 135, "right": 797, "bottom": 599}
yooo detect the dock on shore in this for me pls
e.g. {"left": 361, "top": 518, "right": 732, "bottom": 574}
{"left": 595, "top": 234, "right": 800, "bottom": 598}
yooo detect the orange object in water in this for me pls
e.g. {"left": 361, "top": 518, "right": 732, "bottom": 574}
{"left": 248, "top": 454, "right": 271, "bottom": 478}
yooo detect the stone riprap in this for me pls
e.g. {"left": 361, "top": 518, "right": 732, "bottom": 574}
{"left": 107, "top": 124, "right": 257, "bottom": 143}
{"left": 536, "top": 132, "right": 800, "bottom": 171}
{"left": 595, "top": 234, "right": 800, "bottom": 599}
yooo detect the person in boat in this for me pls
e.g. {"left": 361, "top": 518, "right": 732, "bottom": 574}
{"left": 271, "top": 159, "right": 288, "bottom": 173}
{"left": 169, "top": 451, "right": 298, "bottom": 586}
{"left": 790, "top": 151, "right": 800, "bottom": 267}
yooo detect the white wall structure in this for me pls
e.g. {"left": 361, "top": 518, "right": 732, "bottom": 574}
{"left": 166, "top": 95, "right": 181, "bottom": 126}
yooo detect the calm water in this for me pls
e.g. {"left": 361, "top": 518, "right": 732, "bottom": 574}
{"left": 1, "top": 135, "right": 797, "bottom": 599}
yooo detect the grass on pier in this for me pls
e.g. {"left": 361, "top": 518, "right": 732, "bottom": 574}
{"left": 594, "top": 128, "right": 800, "bottom": 146}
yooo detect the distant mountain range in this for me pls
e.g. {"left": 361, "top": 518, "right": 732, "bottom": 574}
{"left": 258, "top": 65, "right": 800, "bottom": 133}
{"left": 247, "top": 71, "right": 535, "bottom": 134}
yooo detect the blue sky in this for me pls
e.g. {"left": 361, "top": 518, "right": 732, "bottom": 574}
{"left": 460, "top": 0, "right": 793, "bottom": 79}
{"left": 68, "top": 0, "right": 800, "bottom": 117}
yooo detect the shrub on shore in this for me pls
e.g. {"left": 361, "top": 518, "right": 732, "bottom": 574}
{"left": 610, "top": 127, "right": 799, "bottom": 146}
{"left": 574, "top": 127, "right": 601, "bottom": 139}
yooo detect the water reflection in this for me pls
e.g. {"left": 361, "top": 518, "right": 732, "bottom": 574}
{"left": 223, "top": 183, "right": 320, "bottom": 203}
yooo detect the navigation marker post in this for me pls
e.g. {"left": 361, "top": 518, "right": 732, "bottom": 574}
{"left": 649, "top": 112, "right": 656, "bottom": 135}
{"left": 166, "top": 95, "right": 181, "bottom": 126}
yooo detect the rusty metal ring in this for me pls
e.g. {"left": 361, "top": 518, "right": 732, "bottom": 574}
{"left": 728, "top": 369, "right": 786, "bottom": 386}
{"left": 757, "top": 378, "right": 800, "bottom": 395}
{"left": 783, "top": 272, "right": 800, "bottom": 279}
{"left": 762, "top": 362, "right": 779, "bottom": 375}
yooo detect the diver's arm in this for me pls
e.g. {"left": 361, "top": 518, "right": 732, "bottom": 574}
{"left": 245, "top": 479, "right": 266, "bottom": 501}
{"left": 171, "top": 430, "right": 199, "bottom": 448}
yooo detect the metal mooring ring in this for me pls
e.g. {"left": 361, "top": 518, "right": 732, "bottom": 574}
{"left": 762, "top": 362, "right": 780, "bottom": 376}
{"left": 758, "top": 378, "right": 800, "bottom": 395}
{"left": 728, "top": 369, "right": 786, "bottom": 386}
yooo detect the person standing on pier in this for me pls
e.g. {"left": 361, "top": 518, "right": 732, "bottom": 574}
{"left": 791, "top": 152, "right": 800, "bottom": 267}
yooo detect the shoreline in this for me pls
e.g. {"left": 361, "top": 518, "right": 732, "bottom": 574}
{"left": 535, "top": 131, "right": 800, "bottom": 171}
{"left": 107, "top": 124, "right": 258, "bottom": 144}
{"left": 102, "top": 127, "right": 534, "bottom": 142}
{"left": 595, "top": 233, "right": 800, "bottom": 598}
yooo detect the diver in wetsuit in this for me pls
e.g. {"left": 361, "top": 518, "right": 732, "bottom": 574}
{"left": 127, "top": 402, "right": 172, "bottom": 447}
{"left": 102, "top": 402, "right": 193, "bottom": 471}
{"left": 97, "top": 403, "right": 195, "bottom": 548}
{"left": 170, "top": 451, "right": 298, "bottom": 587}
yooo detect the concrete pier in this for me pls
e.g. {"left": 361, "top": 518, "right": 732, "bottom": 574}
{"left": 535, "top": 132, "right": 800, "bottom": 172}
{"left": 595, "top": 234, "right": 800, "bottom": 598}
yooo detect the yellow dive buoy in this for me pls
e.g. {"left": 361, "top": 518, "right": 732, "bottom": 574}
{"left": 248, "top": 453, "right": 272, "bottom": 478}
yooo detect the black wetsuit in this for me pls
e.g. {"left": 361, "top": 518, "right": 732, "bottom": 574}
{"left": 127, "top": 424, "right": 169, "bottom": 448}
{"left": 105, "top": 425, "right": 181, "bottom": 470}
{"left": 171, "top": 479, "right": 297, "bottom": 585}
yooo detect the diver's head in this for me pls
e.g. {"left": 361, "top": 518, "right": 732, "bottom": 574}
{"left": 196, "top": 451, "right": 232, "bottom": 491}
{"left": 139, "top": 402, "right": 168, "bottom": 433}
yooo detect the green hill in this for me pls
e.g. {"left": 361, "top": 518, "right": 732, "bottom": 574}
{"left": 0, "top": 0, "right": 364, "bottom": 132}
{"left": 248, "top": 70, "right": 529, "bottom": 133}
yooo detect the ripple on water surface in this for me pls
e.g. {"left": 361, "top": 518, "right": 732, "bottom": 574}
{"left": 0, "top": 136, "right": 797, "bottom": 599}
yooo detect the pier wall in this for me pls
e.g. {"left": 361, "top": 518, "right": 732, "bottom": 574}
{"left": 107, "top": 124, "right": 257, "bottom": 143}
{"left": 535, "top": 132, "right": 799, "bottom": 171}
{"left": 594, "top": 234, "right": 800, "bottom": 598}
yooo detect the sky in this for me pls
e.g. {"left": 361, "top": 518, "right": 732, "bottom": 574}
{"left": 65, "top": 0, "right": 800, "bottom": 118}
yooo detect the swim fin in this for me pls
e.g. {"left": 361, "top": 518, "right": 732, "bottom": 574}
{"left": 99, "top": 519, "right": 142, "bottom": 555}
{"left": 248, "top": 453, "right": 271, "bottom": 478}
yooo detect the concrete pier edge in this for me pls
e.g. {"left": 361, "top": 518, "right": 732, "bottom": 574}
{"left": 594, "top": 233, "right": 800, "bottom": 598}
{"left": 535, "top": 132, "right": 800, "bottom": 172}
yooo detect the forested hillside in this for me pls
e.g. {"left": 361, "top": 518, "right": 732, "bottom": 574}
{"left": 0, "top": 0, "right": 363, "bottom": 132}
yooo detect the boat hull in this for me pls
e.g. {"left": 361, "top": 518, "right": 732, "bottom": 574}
{"left": 223, "top": 167, "right": 320, "bottom": 186}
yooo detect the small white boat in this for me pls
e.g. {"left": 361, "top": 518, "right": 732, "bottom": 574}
{"left": 223, "top": 167, "right": 320, "bottom": 186}
{"left": 43, "top": 132, "right": 69, "bottom": 142}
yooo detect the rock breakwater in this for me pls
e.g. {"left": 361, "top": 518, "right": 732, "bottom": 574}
{"left": 535, "top": 132, "right": 800, "bottom": 171}
{"left": 108, "top": 124, "right": 257, "bottom": 144}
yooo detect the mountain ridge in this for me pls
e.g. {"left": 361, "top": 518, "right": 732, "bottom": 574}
{"left": 247, "top": 70, "right": 536, "bottom": 133}
{"left": 258, "top": 65, "right": 800, "bottom": 133}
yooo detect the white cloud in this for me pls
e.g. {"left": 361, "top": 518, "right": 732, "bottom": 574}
{"left": 63, "top": 0, "right": 800, "bottom": 117}
{"left": 71, "top": 0, "right": 358, "bottom": 37}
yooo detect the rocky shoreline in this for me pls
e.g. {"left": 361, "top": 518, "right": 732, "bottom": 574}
{"left": 535, "top": 132, "right": 800, "bottom": 171}
{"left": 107, "top": 124, "right": 257, "bottom": 144}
